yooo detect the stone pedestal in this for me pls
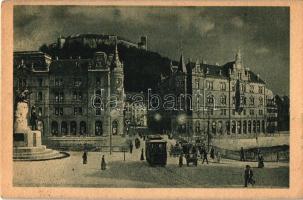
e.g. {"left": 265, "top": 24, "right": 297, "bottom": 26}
{"left": 13, "top": 130, "right": 68, "bottom": 161}
{"left": 13, "top": 105, "right": 68, "bottom": 161}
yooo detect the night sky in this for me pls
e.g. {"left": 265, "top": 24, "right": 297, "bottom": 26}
{"left": 14, "top": 6, "right": 289, "bottom": 96}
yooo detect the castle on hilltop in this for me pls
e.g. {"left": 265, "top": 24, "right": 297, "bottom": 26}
{"left": 53, "top": 33, "right": 147, "bottom": 50}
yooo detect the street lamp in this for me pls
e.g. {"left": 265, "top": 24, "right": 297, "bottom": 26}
{"left": 109, "top": 109, "right": 119, "bottom": 155}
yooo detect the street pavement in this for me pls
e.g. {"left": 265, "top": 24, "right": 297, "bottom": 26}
{"left": 13, "top": 137, "right": 289, "bottom": 188}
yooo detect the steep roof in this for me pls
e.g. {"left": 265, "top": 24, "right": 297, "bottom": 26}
{"left": 187, "top": 61, "right": 265, "bottom": 84}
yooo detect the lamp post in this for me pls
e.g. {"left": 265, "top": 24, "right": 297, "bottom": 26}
{"left": 109, "top": 109, "right": 119, "bottom": 155}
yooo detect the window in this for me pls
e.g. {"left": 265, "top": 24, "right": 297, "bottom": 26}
{"left": 195, "top": 79, "right": 200, "bottom": 89}
{"left": 38, "top": 78, "right": 43, "bottom": 87}
{"left": 220, "top": 109, "right": 226, "bottom": 115}
{"left": 59, "top": 92, "right": 64, "bottom": 102}
{"left": 237, "top": 72, "right": 242, "bottom": 80}
{"left": 250, "top": 85, "right": 254, "bottom": 93}
{"left": 55, "top": 92, "right": 59, "bottom": 102}
{"left": 259, "top": 109, "right": 263, "bottom": 115}
{"left": 232, "top": 96, "right": 235, "bottom": 105}
{"left": 73, "top": 91, "right": 77, "bottom": 100}
{"left": 220, "top": 82, "right": 226, "bottom": 91}
{"left": 241, "top": 84, "right": 246, "bottom": 92}
{"left": 250, "top": 109, "right": 255, "bottom": 115}
{"left": 249, "top": 96, "right": 254, "bottom": 106}
{"left": 55, "top": 79, "right": 63, "bottom": 87}
{"left": 59, "top": 108, "right": 63, "bottom": 116}
{"left": 258, "top": 86, "right": 263, "bottom": 94}
{"left": 207, "top": 95, "right": 214, "bottom": 104}
{"left": 259, "top": 97, "right": 263, "bottom": 106}
{"left": 220, "top": 95, "right": 226, "bottom": 105}
{"left": 206, "top": 81, "right": 213, "bottom": 90}
{"left": 243, "top": 109, "right": 246, "bottom": 115}
{"left": 55, "top": 107, "right": 59, "bottom": 115}
{"left": 74, "top": 78, "right": 82, "bottom": 87}
{"left": 232, "top": 109, "right": 235, "bottom": 115}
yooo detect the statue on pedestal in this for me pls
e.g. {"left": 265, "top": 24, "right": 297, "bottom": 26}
{"left": 14, "top": 89, "right": 31, "bottom": 134}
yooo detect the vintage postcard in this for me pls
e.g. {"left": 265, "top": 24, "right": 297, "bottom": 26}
{"left": 1, "top": 0, "right": 303, "bottom": 199}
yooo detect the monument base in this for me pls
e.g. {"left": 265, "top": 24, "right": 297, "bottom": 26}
{"left": 13, "top": 131, "right": 69, "bottom": 161}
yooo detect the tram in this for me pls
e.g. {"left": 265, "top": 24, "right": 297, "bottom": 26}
{"left": 145, "top": 135, "right": 167, "bottom": 166}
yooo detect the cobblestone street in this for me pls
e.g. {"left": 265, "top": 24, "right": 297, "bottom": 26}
{"left": 13, "top": 145, "right": 289, "bottom": 188}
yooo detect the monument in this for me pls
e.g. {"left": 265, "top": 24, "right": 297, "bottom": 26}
{"left": 13, "top": 89, "right": 68, "bottom": 161}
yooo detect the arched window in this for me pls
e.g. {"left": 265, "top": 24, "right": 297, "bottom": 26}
{"left": 231, "top": 121, "right": 236, "bottom": 133}
{"left": 95, "top": 121, "right": 103, "bottom": 136}
{"left": 248, "top": 121, "right": 252, "bottom": 133}
{"left": 61, "top": 121, "right": 68, "bottom": 135}
{"left": 243, "top": 121, "right": 247, "bottom": 134}
{"left": 51, "top": 121, "right": 58, "bottom": 136}
{"left": 207, "top": 95, "right": 214, "bottom": 105}
{"left": 226, "top": 121, "right": 230, "bottom": 135}
{"left": 218, "top": 121, "right": 223, "bottom": 134}
{"left": 80, "top": 121, "right": 87, "bottom": 135}
{"left": 212, "top": 121, "right": 216, "bottom": 135}
{"left": 70, "top": 121, "right": 77, "bottom": 135}
{"left": 237, "top": 121, "right": 242, "bottom": 134}
{"left": 253, "top": 120, "right": 256, "bottom": 133}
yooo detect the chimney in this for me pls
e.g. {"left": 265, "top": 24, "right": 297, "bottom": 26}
{"left": 206, "top": 67, "right": 209, "bottom": 74}
{"left": 215, "top": 62, "right": 219, "bottom": 66}
{"left": 257, "top": 74, "right": 260, "bottom": 81}
{"left": 219, "top": 69, "right": 222, "bottom": 75}
{"left": 55, "top": 56, "right": 59, "bottom": 60}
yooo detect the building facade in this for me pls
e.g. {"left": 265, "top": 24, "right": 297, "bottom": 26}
{"left": 13, "top": 44, "right": 125, "bottom": 139}
{"left": 158, "top": 50, "right": 277, "bottom": 139}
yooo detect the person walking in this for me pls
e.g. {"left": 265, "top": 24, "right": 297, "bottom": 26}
{"left": 210, "top": 147, "right": 215, "bottom": 160}
{"left": 179, "top": 153, "right": 183, "bottom": 167}
{"left": 244, "top": 165, "right": 255, "bottom": 187}
{"left": 202, "top": 147, "right": 209, "bottom": 164}
{"left": 140, "top": 148, "right": 145, "bottom": 161}
{"left": 82, "top": 150, "right": 87, "bottom": 164}
{"left": 258, "top": 154, "right": 264, "bottom": 168}
{"left": 101, "top": 155, "right": 106, "bottom": 170}
{"left": 240, "top": 147, "right": 245, "bottom": 161}
{"left": 129, "top": 141, "right": 133, "bottom": 154}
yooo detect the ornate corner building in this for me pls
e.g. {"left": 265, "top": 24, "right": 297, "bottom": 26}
{"left": 13, "top": 44, "right": 125, "bottom": 148}
{"left": 158, "top": 50, "right": 277, "bottom": 139}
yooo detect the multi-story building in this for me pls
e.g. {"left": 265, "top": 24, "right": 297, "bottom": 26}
{"left": 13, "top": 44, "right": 125, "bottom": 142}
{"left": 158, "top": 50, "right": 277, "bottom": 139}
{"left": 124, "top": 92, "right": 148, "bottom": 128}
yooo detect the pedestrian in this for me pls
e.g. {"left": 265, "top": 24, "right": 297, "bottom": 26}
{"left": 244, "top": 165, "right": 255, "bottom": 187}
{"left": 129, "top": 141, "right": 133, "bottom": 154}
{"left": 258, "top": 154, "right": 264, "bottom": 168}
{"left": 82, "top": 150, "right": 87, "bottom": 164}
{"left": 179, "top": 153, "right": 183, "bottom": 167}
{"left": 240, "top": 147, "right": 245, "bottom": 161}
{"left": 140, "top": 148, "right": 145, "bottom": 161}
{"left": 202, "top": 148, "right": 209, "bottom": 164}
{"left": 216, "top": 151, "right": 221, "bottom": 163}
{"left": 101, "top": 155, "right": 106, "bottom": 170}
{"left": 210, "top": 147, "right": 215, "bottom": 160}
